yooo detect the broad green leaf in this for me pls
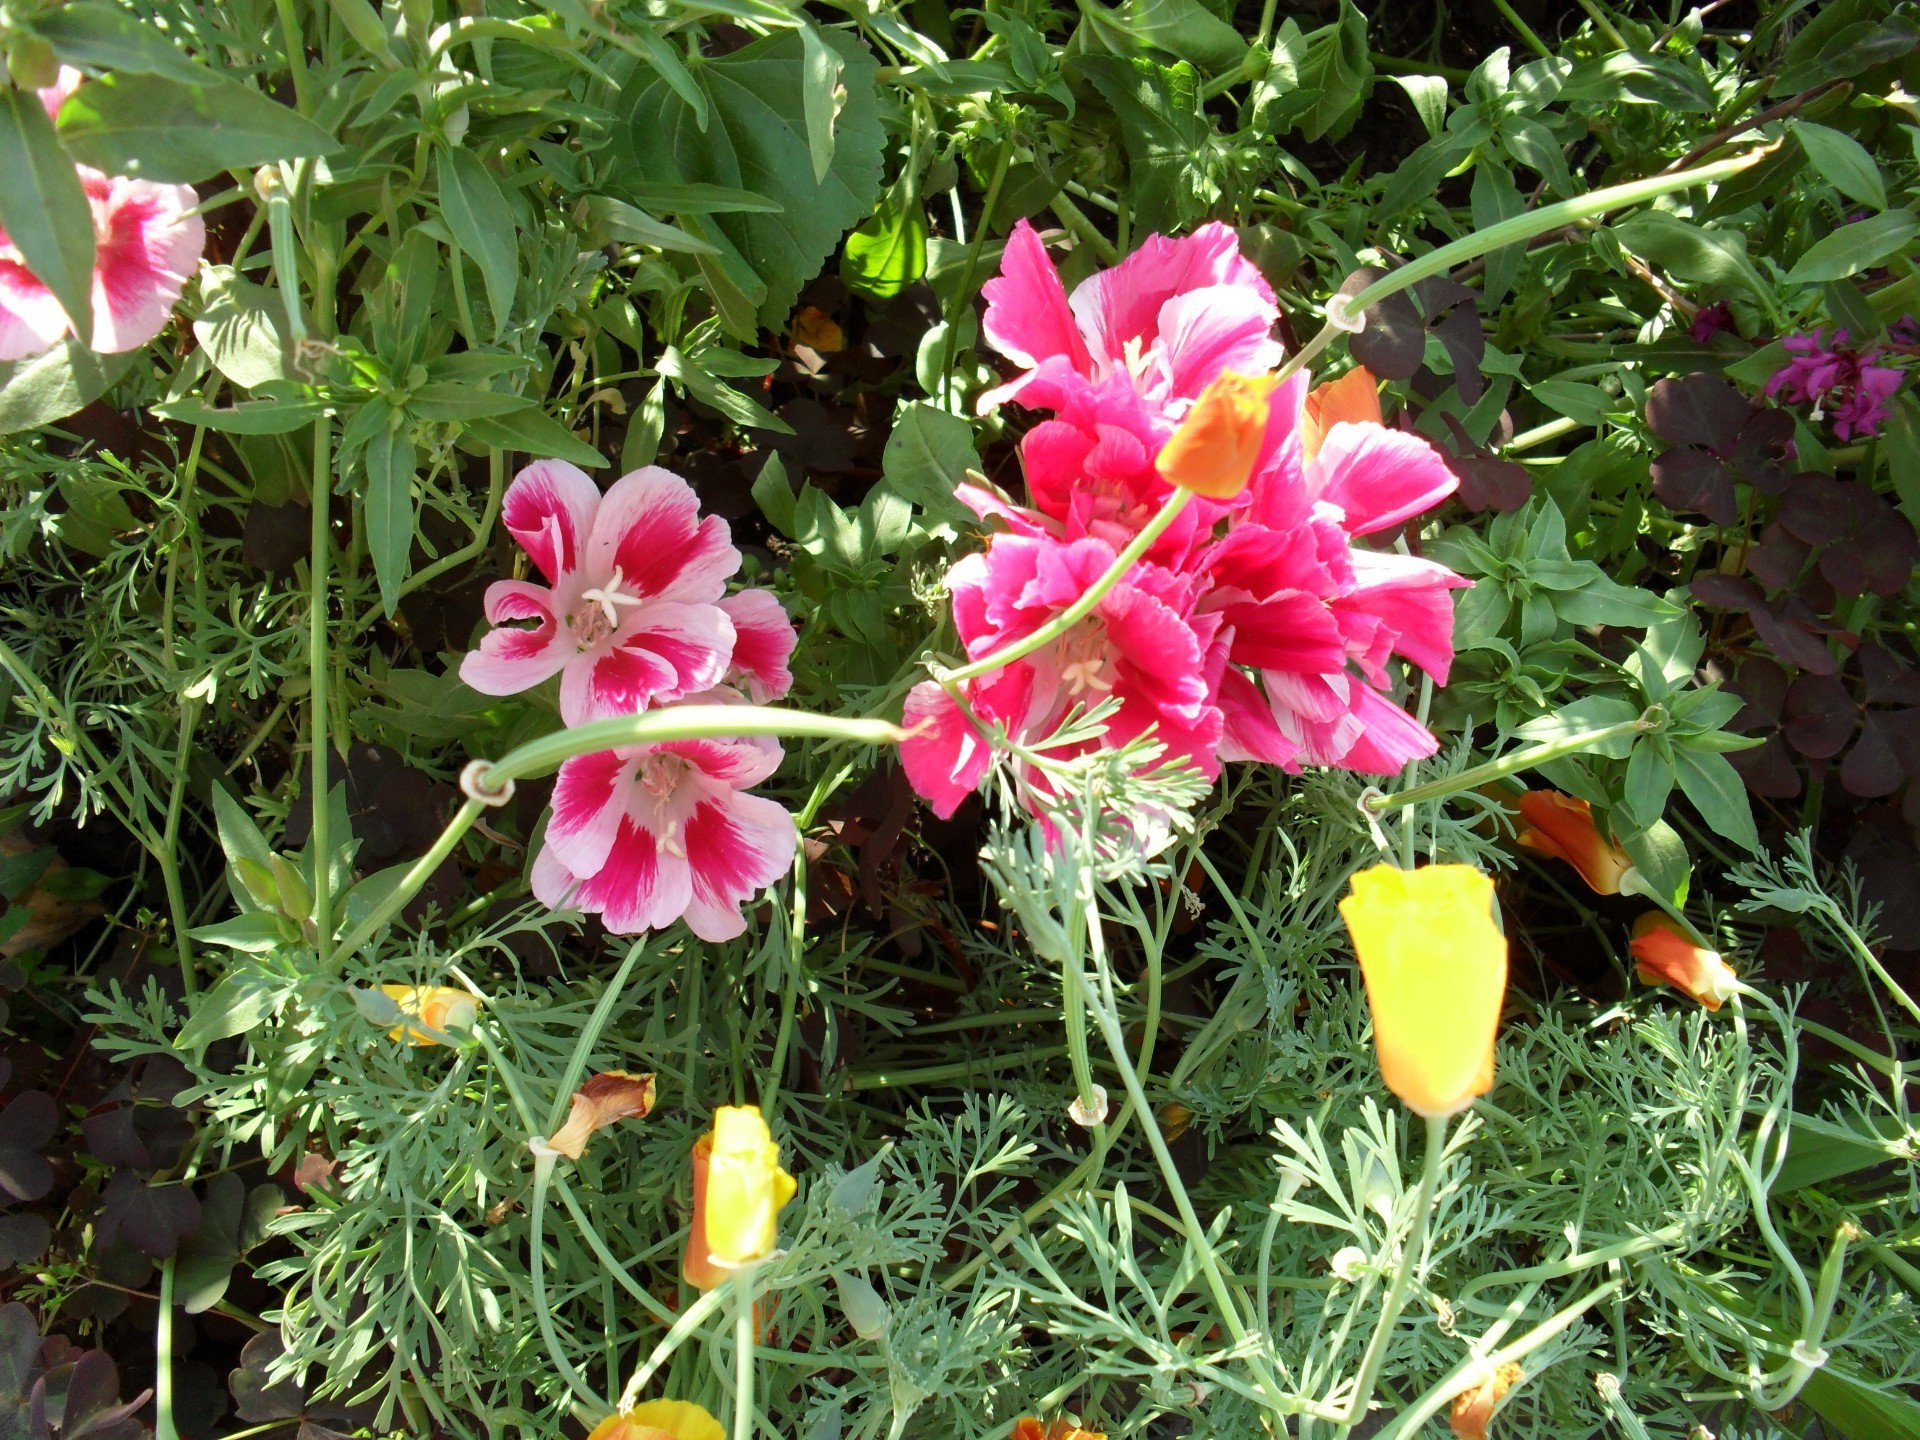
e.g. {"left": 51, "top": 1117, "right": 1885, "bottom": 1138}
{"left": 187, "top": 913, "right": 289, "bottom": 954}
{"left": 1775, "top": 1113, "right": 1911, "bottom": 1193}
{"left": 655, "top": 346, "right": 791, "bottom": 433}
{"left": 32, "top": 3, "right": 215, "bottom": 83}
{"left": 437, "top": 148, "right": 518, "bottom": 340}
{"left": 193, "top": 266, "right": 288, "bottom": 388}
{"left": 1618, "top": 818, "right": 1689, "bottom": 906}
{"left": 175, "top": 969, "right": 287, "bottom": 1051}
{"left": 1512, "top": 695, "right": 1641, "bottom": 758}
{"left": 1801, "top": 1363, "right": 1920, "bottom": 1440}
{"left": 1389, "top": 73, "right": 1448, "bottom": 137}
{"left": 464, "top": 408, "right": 607, "bottom": 467}
{"left": 153, "top": 393, "right": 328, "bottom": 434}
{"left": 753, "top": 453, "right": 798, "bottom": 537}
{"left": 1672, "top": 747, "right": 1759, "bottom": 852}
{"left": 1261, "top": 0, "right": 1370, "bottom": 142}
{"left": 616, "top": 182, "right": 783, "bottom": 214}
{"left": 325, "top": 0, "right": 394, "bottom": 62}
{"left": 1785, "top": 209, "right": 1920, "bottom": 284}
{"left": 842, "top": 195, "right": 928, "bottom": 300}
{"left": 880, "top": 402, "right": 975, "bottom": 525}
{"left": 1622, "top": 738, "right": 1674, "bottom": 830}
{"left": 1885, "top": 394, "right": 1920, "bottom": 529}
{"left": 405, "top": 383, "right": 532, "bottom": 423}
{"left": 1794, "top": 121, "right": 1888, "bottom": 211}
{"left": 1071, "top": 55, "right": 1210, "bottom": 233}
{"left": 211, "top": 784, "right": 276, "bottom": 914}
{"left": 1117, "top": 0, "right": 1248, "bottom": 71}
{"left": 1614, "top": 211, "right": 1771, "bottom": 307}
{"left": 0, "top": 340, "right": 133, "bottom": 436}
{"left": 583, "top": 196, "right": 720, "bottom": 255}
{"left": 0, "top": 90, "right": 95, "bottom": 349}
{"left": 59, "top": 73, "right": 339, "bottom": 183}
{"left": 364, "top": 426, "right": 416, "bottom": 616}
{"left": 616, "top": 28, "right": 884, "bottom": 330}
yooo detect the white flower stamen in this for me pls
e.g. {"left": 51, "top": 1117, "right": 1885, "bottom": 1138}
{"left": 579, "top": 565, "right": 646, "bottom": 630}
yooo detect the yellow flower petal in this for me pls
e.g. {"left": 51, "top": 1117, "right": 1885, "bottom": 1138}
{"left": 378, "top": 984, "right": 481, "bottom": 1046}
{"left": 586, "top": 1399, "right": 724, "bottom": 1440}
{"left": 700, "top": 1105, "right": 796, "bottom": 1268}
{"left": 1339, "top": 864, "right": 1507, "bottom": 1118}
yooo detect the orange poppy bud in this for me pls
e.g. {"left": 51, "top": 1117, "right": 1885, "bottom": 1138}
{"left": 1012, "top": 1419, "right": 1107, "bottom": 1440}
{"left": 377, "top": 984, "right": 481, "bottom": 1046}
{"left": 586, "top": 1398, "right": 724, "bottom": 1440}
{"left": 1449, "top": 1362, "right": 1525, "bottom": 1440}
{"left": 543, "top": 1071, "right": 657, "bottom": 1159}
{"left": 1339, "top": 864, "right": 1508, "bottom": 1118}
{"left": 1629, "top": 913, "right": 1739, "bottom": 1010}
{"left": 1512, "top": 791, "right": 1637, "bottom": 896}
{"left": 1302, "top": 365, "right": 1383, "bottom": 459}
{"left": 1154, "top": 370, "right": 1278, "bottom": 498}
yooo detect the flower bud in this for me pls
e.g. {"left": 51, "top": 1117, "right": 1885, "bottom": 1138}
{"left": 1154, "top": 370, "right": 1278, "bottom": 499}
{"left": 686, "top": 1105, "right": 795, "bottom": 1281}
{"left": 377, "top": 984, "right": 481, "bottom": 1045}
{"left": 1628, "top": 914, "right": 1739, "bottom": 1010}
{"left": 1512, "top": 791, "right": 1635, "bottom": 895}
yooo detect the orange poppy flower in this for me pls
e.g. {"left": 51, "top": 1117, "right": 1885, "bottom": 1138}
{"left": 1302, "top": 365, "right": 1382, "bottom": 460}
{"left": 1339, "top": 864, "right": 1508, "bottom": 1118}
{"left": 586, "top": 1398, "right": 723, "bottom": 1440}
{"left": 1629, "top": 914, "right": 1739, "bottom": 1010}
{"left": 1512, "top": 791, "right": 1636, "bottom": 895}
{"left": 377, "top": 984, "right": 481, "bottom": 1045}
{"left": 1012, "top": 1418, "right": 1107, "bottom": 1440}
{"left": 1449, "top": 1362, "right": 1525, "bottom": 1439}
{"left": 1154, "top": 370, "right": 1278, "bottom": 498}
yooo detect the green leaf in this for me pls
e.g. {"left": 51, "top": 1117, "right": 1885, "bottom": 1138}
{"left": 210, "top": 785, "right": 275, "bottom": 914}
{"left": 1801, "top": 1363, "right": 1920, "bottom": 1440}
{"left": 437, "top": 147, "right": 518, "bottom": 340}
{"left": 1622, "top": 739, "right": 1674, "bottom": 830}
{"left": 1885, "top": 394, "right": 1920, "bottom": 529}
{"left": 1785, "top": 210, "right": 1920, "bottom": 285}
{"left": 1389, "top": 73, "right": 1448, "bottom": 137}
{"left": 797, "top": 24, "right": 843, "bottom": 184}
{"left": 616, "top": 28, "right": 885, "bottom": 330}
{"left": 405, "top": 383, "right": 532, "bottom": 423}
{"left": 364, "top": 426, "right": 416, "bottom": 617}
{"left": 1512, "top": 695, "right": 1641, "bottom": 759}
{"left": 175, "top": 968, "right": 287, "bottom": 1051}
{"left": 463, "top": 408, "right": 607, "bottom": 467}
{"left": 59, "top": 73, "right": 339, "bottom": 184}
{"left": 32, "top": 2, "right": 216, "bottom": 83}
{"left": 655, "top": 346, "right": 791, "bottom": 433}
{"left": 615, "top": 182, "right": 784, "bottom": 214}
{"left": 842, "top": 195, "right": 928, "bottom": 301}
{"left": 193, "top": 266, "right": 288, "bottom": 388}
{"left": 152, "top": 393, "right": 329, "bottom": 434}
{"left": 1618, "top": 818, "right": 1689, "bottom": 906}
{"left": 880, "top": 402, "right": 976, "bottom": 526}
{"left": 1071, "top": 55, "right": 1210, "bottom": 234}
{"left": 0, "top": 89, "right": 95, "bottom": 350}
{"left": 1261, "top": 0, "right": 1370, "bottom": 142}
{"left": 583, "top": 196, "right": 720, "bottom": 255}
{"left": 0, "top": 340, "right": 134, "bottom": 436}
{"left": 1794, "top": 121, "right": 1888, "bottom": 211}
{"left": 1672, "top": 747, "right": 1759, "bottom": 853}
{"left": 1117, "top": 0, "right": 1249, "bottom": 71}
{"left": 1613, "top": 210, "right": 1771, "bottom": 307}
{"left": 188, "top": 913, "right": 289, "bottom": 954}
{"left": 753, "top": 453, "right": 798, "bottom": 537}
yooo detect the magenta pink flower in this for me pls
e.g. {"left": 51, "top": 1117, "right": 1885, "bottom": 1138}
{"left": 532, "top": 730, "right": 795, "bottom": 940}
{"left": 715, "top": 589, "right": 797, "bottom": 703}
{"left": 978, "top": 219, "right": 1282, "bottom": 422}
{"left": 460, "top": 461, "right": 747, "bottom": 725}
{"left": 899, "top": 533, "right": 1225, "bottom": 818}
{"left": 0, "top": 169, "right": 205, "bottom": 361}
{"left": 1766, "top": 329, "right": 1905, "bottom": 441}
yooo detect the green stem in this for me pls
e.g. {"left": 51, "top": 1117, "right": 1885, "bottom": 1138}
{"left": 940, "top": 488, "right": 1196, "bottom": 688}
{"left": 162, "top": 700, "right": 201, "bottom": 995}
{"left": 154, "top": 1257, "right": 178, "bottom": 1440}
{"left": 1489, "top": 0, "right": 1553, "bottom": 57}
{"left": 1333, "top": 1113, "right": 1450, "bottom": 1435}
{"left": 309, "top": 419, "right": 332, "bottom": 973}
{"left": 529, "top": 1152, "right": 607, "bottom": 1409}
{"left": 731, "top": 1269, "right": 757, "bottom": 1440}
{"left": 940, "top": 139, "right": 1014, "bottom": 407}
{"left": 1362, "top": 713, "right": 1659, "bottom": 815}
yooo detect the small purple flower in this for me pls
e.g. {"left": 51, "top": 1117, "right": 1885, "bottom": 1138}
{"left": 1690, "top": 300, "right": 1734, "bottom": 343}
{"left": 1766, "top": 328, "right": 1904, "bottom": 441}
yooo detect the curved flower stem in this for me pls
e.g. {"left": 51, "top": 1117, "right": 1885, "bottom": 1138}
{"left": 1331, "top": 1112, "right": 1450, "bottom": 1437}
{"left": 330, "top": 708, "right": 903, "bottom": 963}
{"left": 308, "top": 417, "right": 333, "bottom": 975}
{"left": 1361, "top": 712, "right": 1661, "bottom": 815}
{"left": 731, "top": 1269, "right": 757, "bottom": 1440}
{"left": 938, "top": 487, "right": 1197, "bottom": 689}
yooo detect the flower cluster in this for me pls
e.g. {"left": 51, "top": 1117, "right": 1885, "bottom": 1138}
{"left": 0, "top": 69, "right": 205, "bottom": 361}
{"left": 461, "top": 460, "right": 799, "bottom": 939}
{"left": 900, "top": 221, "right": 1469, "bottom": 817}
{"left": 1765, "top": 328, "right": 1903, "bottom": 441}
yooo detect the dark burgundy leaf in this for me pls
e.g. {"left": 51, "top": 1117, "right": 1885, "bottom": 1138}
{"left": 1731, "top": 735, "right": 1803, "bottom": 797}
{"left": 1751, "top": 601, "right": 1842, "bottom": 675}
{"left": 0, "top": 1303, "right": 41, "bottom": 1434}
{"left": 1841, "top": 716, "right": 1908, "bottom": 797}
{"left": 1646, "top": 372, "right": 1749, "bottom": 451}
{"left": 1431, "top": 304, "right": 1486, "bottom": 404}
{"left": 1651, "top": 447, "right": 1739, "bottom": 524}
{"left": 1341, "top": 268, "right": 1424, "bottom": 378}
{"left": 241, "top": 500, "right": 310, "bottom": 575}
{"left": 1453, "top": 455, "right": 1531, "bottom": 512}
{"left": 1689, "top": 573, "right": 1764, "bottom": 610}
{"left": 1876, "top": 707, "right": 1920, "bottom": 773}
{"left": 1822, "top": 524, "right": 1920, "bottom": 596}
{"left": 0, "top": 1214, "right": 49, "bottom": 1268}
{"left": 80, "top": 1107, "right": 148, "bottom": 1171}
{"left": 60, "top": 1350, "right": 148, "bottom": 1440}
{"left": 1779, "top": 474, "right": 1853, "bottom": 545}
{"left": 1784, "top": 672, "right": 1856, "bottom": 758}
{"left": 97, "top": 1170, "right": 201, "bottom": 1259}
{"left": 230, "top": 1334, "right": 305, "bottom": 1424}
{"left": 1860, "top": 645, "right": 1920, "bottom": 705}
{"left": 0, "top": 1093, "right": 58, "bottom": 1203}
{"left": 1745, "top": 521, "right": 1813, "bottom": 591}
{"left": 1729, "top": 656, "right": 1790, "bottom": 727}
{"left": 1729, "top": 408, "right": 1795, "bottom": 492}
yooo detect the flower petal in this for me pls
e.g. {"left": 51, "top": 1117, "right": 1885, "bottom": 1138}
{"left": 502, "top": 460, "right": 602, "bottom": 584}
{"left": 1337, "top": 684, "right": 1442, "bottom": 774}
{"left": 590, "top": 466, "right": 739, "bottom": 604}
{"left": 1312, "top": 423, "right": 1460, "bottom": 535}
{"left": 1068, "top": 221, "right": 1274, "bottom": 371}
{"left": 900, "top": 681, "right": 993, "bottom": 819}
{"left": 718, "top": 590, "right": 796, "bottom": 703}
{"left": 578, "top": 816, "right": 694, "bottom": 934}
{"left": 0, "top": 258, "right": 74, "bottom": 361}
{"left": 681, "top": 790, "right": 797, "bottom": 942}
{"left": 546, "top": 749, "right": 635, "bottom": 878}
{"left": 558, "top": 601, "right": 736, "bottom": 725}
{"left": 1216, "top": 667, "right": 1300, "bottom": 767}
{"left": 88, "top": 176, "right": 204, "bottom": 354}
{"left": 459, "top": 581, "right": 571, "bottom": 695}
{"left": 1340, "top": 550, "right": 1471, "bottom": 683}
{"left": 1153, "top": 285, "right": 1284, "bottom": 404}
{"left": 980, "top": 218, "right": 1091, "bottom": 379}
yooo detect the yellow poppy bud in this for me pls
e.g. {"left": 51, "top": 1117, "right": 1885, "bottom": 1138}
{"left": 1338, "top": 864, "right": 1508, "bottom": 1118}
{"left": 1153, "top": 370, "right": 1278, "bottom": 499}
{"left": 586, "top": 1398, "right": 724, "bottom": 1440}
{"left": 378, "top": 984, "right": 481, "bottom": 1046}
{"left": 698, "top": 1105, "right": 796, "bottom": 1271}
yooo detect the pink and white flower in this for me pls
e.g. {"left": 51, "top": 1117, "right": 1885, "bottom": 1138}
{"left": 460, "top": 462, "right": 746, "bottom": 725}
{"left": 532, "top": 730, "right": 796, "bottom": 941}
{"left": 716, "top": 589, "right": 797, "bottom": 704}
{"left": 0, "top": 72, "right": 205, "bottom": 362}
{"left": 900, "top": 533, "right": 1225, "bottom": 818}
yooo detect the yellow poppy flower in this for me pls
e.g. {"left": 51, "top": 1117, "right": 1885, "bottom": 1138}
{"left": 586, "top": 1398, "right": 724, "bottom": 1440}
{"left": 1338, "top": 864, "right": 1508, "bottom": 1118}
{"left": 696, "top": 1105, "right": 796, "bottom": 1272}
{"left": 1153, "top": 370, "right": 1278, "bottom": 499}
{"left": 378, "top": 984, "right": 481, "bottom": 1046}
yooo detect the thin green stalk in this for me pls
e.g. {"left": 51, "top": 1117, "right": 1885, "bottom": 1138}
{"left": 529, "top": 1152, "right": 608, "bottom": 1409}
{"left": 731, "top": 1270, "right": 757, "bottom": 1440}
{"left": 162, "top": 700, "right": 201, "bottom": 995}
{"left": 309, "top": 419, "right": 333, "bottom": 973}
{"left": 1489, "top": 0, "right": 1554, "bottom": 57}
{"left": 940, "top": 139, "right": 1014, "bottom": 407}
{"left": 1362, "top": 712, "right": 1660, "bottom": 814}
{"left": 1332, "top": 1113, "right": 1450, "bottom": 1435}
{"left": 154, "top": 1257, "right": 178, "bottom": 1440}
{"left": 941, "top": 488, "right": 1196, "bottom": 688}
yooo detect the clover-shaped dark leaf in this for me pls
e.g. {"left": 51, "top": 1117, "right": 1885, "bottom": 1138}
{"left": 1647, "top": 373, "right": 1793, "bottom": 523}
{"left": 1437, "top": 413, "right": 1531, "bottom": 512}
{"left": 1650, "top": 446, "right": 1738, "bottom": 524}
{"left": 1338, "top": 270, "right": 1487, "bottom": 402}
{"left": 1744, "top": 519, "right": 1812, "bottom": 591}
{"left": 96, "top": 1171, "right": 200, "bottom": 1259}
{"left": 1689, "top": 573, "right": 1766, "bottom": 610}
{"left": 1340, "top": 268, "right": 1422, "bottom": 376}
{"left": 229, "top": 1332, "right": 373, "bottom": 1439}
{"left": 0, "top": 1302, "right": 42, "bottom": 1440}
{"left": 1727, "top": 657, "right": 1803, "bottom": 798}
{"left": 1784, "top": 672, "right": 1856, "bottom": 759}
{"left": 0, "top": 1214, "right": 50, "bottom": 1269}
{"left": 1777, "top": 479, "right": 1920, "bottom": 597}
{"left": 45, "top": 1349, "right": 149, "bottom": 1440}
{"left": 0, "top": 1093, "right": 59, "bottom": 1204}
{"left": 1750, "top": 596, "right": 1847, "bottom": 676}
{"left": 1648, "top": 372, "right": 1749, "bottom": 451}
{"left": 174, "top": 1174, "right": 247, "bottom": 1316}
